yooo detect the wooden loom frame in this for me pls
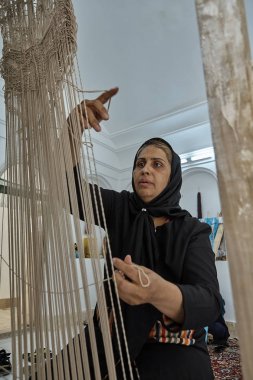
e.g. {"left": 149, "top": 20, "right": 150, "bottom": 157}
{"left": 196, "top": 0, "right": 253, "bottom": 378}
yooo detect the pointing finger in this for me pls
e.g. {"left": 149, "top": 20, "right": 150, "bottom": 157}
{"left": 97, "top": 87, "right": 119, "bottom": 105}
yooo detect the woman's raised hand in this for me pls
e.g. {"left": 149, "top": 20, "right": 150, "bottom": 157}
{"left": 68, "top": 87, "right": 119, "bottom": 132}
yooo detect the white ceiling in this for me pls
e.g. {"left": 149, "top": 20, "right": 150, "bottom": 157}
{"left": 0, "top": 0, "right": 253, "bottom": 173}
{"left": 73, "top": 0, "right": 253, "bottom": 154}
{"left": 73, "top": 0, "right": 206, "bottom": 129}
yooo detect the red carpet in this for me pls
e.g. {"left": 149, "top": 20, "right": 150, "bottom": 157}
{"left": 208, "top": 338, "right": 242, "bottom": 380}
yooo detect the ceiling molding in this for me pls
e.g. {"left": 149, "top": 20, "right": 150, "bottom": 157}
{"left": 182, "top": 166, "right": 217, "bottom": 181}
{"left": 114, "top": 121, "right": 211, "bottom": 163}
{"left": 181, "top": 158, "right": 216, "bottom": 170}
{"left": 115, "top": 118, "right": 210, "bottom": 152}
{"left": 89, "top": 134, "right": 116, "bottom": 151}
{"left": 90, "top": 102, "right": 210, "bottom": 155}
{"left": 110, "top": 101, "right": 208, "bottom": 138}
{"left": 109, "top": 101, "right": 209, "bottom": 150}
{"left": 88, "top": 173, "right": 113, "bottom": 189}
{"left": 0, "top": 101, "right": 210, "bottom": 157}
{"left": 94, "top": 158, "right": 121, "bottom": 174}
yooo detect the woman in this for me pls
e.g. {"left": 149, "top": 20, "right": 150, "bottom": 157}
{"left": 72, "top": 88, "right": 222, "bottom": 379}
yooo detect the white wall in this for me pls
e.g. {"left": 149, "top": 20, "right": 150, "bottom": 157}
{"left": 74, "top": 129, "right": 121, "bottom": 191}
{"left": 181, "top": 164, "right": 221, "bottom": 218}
{"left": 179, "top": 163, "right": 237, "bottom": 321}
{"left": 216, "top": 261, "right": 236, "bottom": 322}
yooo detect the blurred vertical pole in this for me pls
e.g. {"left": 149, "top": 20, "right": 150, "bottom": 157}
{"left": 195, "top": 0, "right": 253, "bottom": 378}
{"left": 197, "top": 192, "right": 202, "bottom": 219}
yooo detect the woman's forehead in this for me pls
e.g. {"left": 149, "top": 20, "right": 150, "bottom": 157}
{"left": 137, "top": 145, "right": 168, "bottom": 159}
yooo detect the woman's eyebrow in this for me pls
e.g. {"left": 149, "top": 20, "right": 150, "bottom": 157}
{"left": 150, "top": 157, "right": 166, "bottom": 162}
{"left": 136, "top": 157, "right": 146, "bottom": 161}
{"left": 137, "top": 157, "right": 166, "bottom": 162}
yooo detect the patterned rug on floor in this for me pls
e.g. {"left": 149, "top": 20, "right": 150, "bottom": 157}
{"left": 208, "top": 338, "right": 242, "bottom": 380}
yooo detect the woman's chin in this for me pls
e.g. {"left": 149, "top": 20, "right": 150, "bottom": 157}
{"left": 137, "top": 191, "right": 155, "bottom": 204}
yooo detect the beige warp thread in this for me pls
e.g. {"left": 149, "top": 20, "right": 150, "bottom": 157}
{"left": 115, "top": 265, "right": 151, "bottom": 288}
{"left": 0, "top": 1, "right": 77, "bottom": 93}
{"left": 133, "top": 265, "right": 151, "bottom": 288}
{"left": 0, "top": 1, "right": 134, "bottom": 379}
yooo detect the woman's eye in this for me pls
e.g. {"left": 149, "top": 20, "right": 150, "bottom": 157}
{"left": 137, "top": 161, "right": 145, "bottom": 168}
{"left": 154, "top": 161, "right": 162, "bottom": 168}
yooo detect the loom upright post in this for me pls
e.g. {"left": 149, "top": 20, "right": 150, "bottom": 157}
{"left": 195, "top": 0, "right": 253, "bottom": 378}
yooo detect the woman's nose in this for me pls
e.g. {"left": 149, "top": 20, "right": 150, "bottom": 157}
{"left": 141, "top": 164, "right": 150, "bottom": 174}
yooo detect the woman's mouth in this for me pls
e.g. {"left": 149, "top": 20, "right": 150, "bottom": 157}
{"left": 139, "top": 180, "right": 153, "bottom": 186}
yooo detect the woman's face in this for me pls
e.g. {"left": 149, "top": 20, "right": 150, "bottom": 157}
{"left": 133, "top": 145, "right": 171, "bottom": 203}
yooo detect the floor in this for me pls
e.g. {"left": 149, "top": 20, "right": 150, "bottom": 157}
{"left": 0, "top": 307, "right": 88, "bottom": 379}
{"left": 0, "top": 309, "right": 12, "bottom": 379}
{"left": 0, "top": 308, "right": 238, "bottom": 379}
{"left": 0, "top": 336, "right": 12, "bottom": 379}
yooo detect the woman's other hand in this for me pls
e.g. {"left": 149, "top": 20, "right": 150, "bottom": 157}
{"left": 113, "top": 255, "right": 184, "bottom": 324}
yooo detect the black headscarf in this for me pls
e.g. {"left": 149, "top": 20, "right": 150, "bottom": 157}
{"left": 127, "top": 137, "right": 189, "bottom": 268}
{"left": 131, "top": 137, "right": 182, "bottom": 209}
{"left": 122, "top": 138, "right": 190, "bottom": 359}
